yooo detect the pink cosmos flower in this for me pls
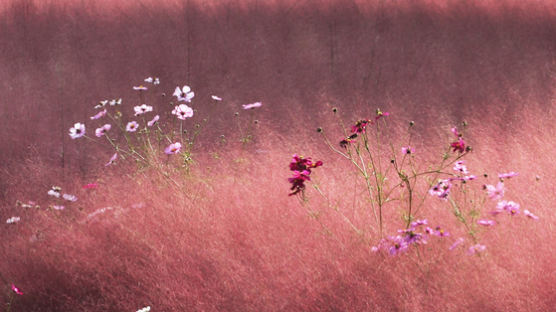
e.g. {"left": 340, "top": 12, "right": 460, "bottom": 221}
{"left": 401, "top": 146, "right": 415, "bottom": 155}
{"left": 133, "top": 85, "right": 148, "bottom": 91}
{"left": 51, "top": 205, "right": 65, "bottom": 210}
{"left": 172, "top": 104, "right": 194, "bottom": 120}
{"left": 90, "top": 109, "right": 107, "bottom": 120}
{"left": 165, "top": 142, "right": 182, "bottom": 155}
{"left": 453, "top": 161, "right": 469, "bottom": 175}
{"left": 485, "top": 182, "right": 504, "bottom": 200}
{"left": 494, "top": 200, "right": 520, "bottom": 215}
{"left": 211, "top": 95, "right": 222, "bottom": 101}
{"left": 450, "top": 127, "right": 459, "bottom": 137}
{"left": 134, "top": 104, "right": 153, "bottom": 116}
{"left": 147, "top": 115, "right": 159, "bottom": 127}
{"left": 429, "top": 179, "right": 452, "bottom": 200}
{"left": 69, "top": 122, "right": 86, "bottom": 139}
{"left": 468, "top": 244, "right": 486, "bottom": 255}
{"left": 105, "top": 153, "right": 118, "bottom": 166}
{"left": 498, "top": 172, "right": 518, "bottom": 179}
{"left": 11, "top": 284, "right": 23, "bottom": 295}
{"left": 173, "top": 86, "right": 195, "bottom": 102}
{"left": 242, "top": 102, "right": 262, "bottom": 110}
{"left": 95, "top": 124, "right": 111, "bottom": 137}
{"left": 524, "top": 210, "right": 539, "bottom": 220}
{"left": 126, "top": 121, "right": 139, "bottom": 132}
{"left": 477, "top": 219, "right": 496, "bottom": 226}
{"left": 449, "top": 237, "right": 464, "bottom": 251}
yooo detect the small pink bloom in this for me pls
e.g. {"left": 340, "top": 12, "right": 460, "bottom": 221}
{"left": 165, "top": 142, "right": 182, "bottom": 155}
{"left": 90, "top": 109, "right": 107, "bottom": 120}
{"left": 498, "top": 172, "right": 518, "bottom": 179}
{"left": 485, "top": 182, "right": 504, "bottom": 200}
{"left": 468, "top": 244, "right": 486, "bottom": 255}
{"left": 242, "top": 102, "right": 262, "bottom": 110}
{"left": 147, "top": 115, "right": 160, "bottom": 127}
{"left": 11, "top": 284, "right": 23, "bottom": 295}
{"left": 477, "top": 219, "right": 495, "bottom": 226}
{"left": 401, "top": 146, "right": 415, "bottom": 155}
{"left": 495, "top": 200, "right": 520, "bottom": 215}
{"left": 83, "top": 183, "right": 98, "bottom": 189}
{"left": 51, "top": 205, "right": 65, "bottom": 210}
{"left": 172, "top": 104, "right": 193, "bottom": 120}
{"left": 450, "top": 127, "right": 459, "bottom": 137}
{"left": 429, "top": 179, "right": 452, "bottom": 200}
{"left": 105, "top": 153, "right": 118, "bottom": 166}
{"left": 450, "top": 137, "right": 466, "bottom": 153}
{"left": 524, "top": 210, "right": 539, "bottom": 220}
{"left": 126, "top": 121, "right": 139, "bottom": 132}
{"left": 453, "top": 161, "right": 469, "bottom": 175}
{"left": 95, "top": 124, "right": 111, "bottom": 137}
{"left": 62, "top": 194, "right": 77, "bottom": 202}
{"left": 449, "top": 237, "right": 464, "bottom": 251}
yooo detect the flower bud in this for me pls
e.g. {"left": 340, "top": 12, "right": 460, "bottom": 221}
{"left": 317, "top": 127, "right": 323, "bottom": 133}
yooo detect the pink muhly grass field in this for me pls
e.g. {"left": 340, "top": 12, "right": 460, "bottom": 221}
{"left": 1, "top": 0, "right": 556, "bottom": 311}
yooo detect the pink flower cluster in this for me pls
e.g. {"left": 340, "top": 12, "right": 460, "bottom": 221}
{"left": 371, "top": 219, "right": 449, "bottom": 256}
{"left": 339, "top": 111, "right": 389, "bottom": 148}
{"left": 450, "top": 127, "right": 467, "bottom": 153}
{"left": 287, "top": 154, "right": 323, "bottom": 196}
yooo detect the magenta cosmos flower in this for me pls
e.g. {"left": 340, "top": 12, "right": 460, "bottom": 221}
{"left": 126, "top": 121, "right": 139, "bottom": 132}
{"left": 95, "top": 124, "right": 111, "bottom": 137}
{"left": 165, "top": 142, "right": 182, "bottom": 155}
{"left": 172, "top": 104, "right": 194, "bottom": 120}
{"left": 147, "top": 115, "right": 159, "bottom": 127}
{"left": 173, "top": 85, "right": 195, "bottom": 102}
{"left": 11, "top": 284, "right": 23, "bottom": 295}
{"left": 134, "top": 104, "right": 153, "bottom": 116}
{"left": 242, "top": 102, "right": 262, "bottom": 110}
{"left": 69, "top": 122, "right": 86, "bottom": 139}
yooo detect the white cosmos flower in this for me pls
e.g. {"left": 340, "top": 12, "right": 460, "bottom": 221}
{"left": 6, "top": 216, "right": 20, "bottom": 224}
{"left": 144, "top": 77, "right": 154, "bottom": 83}
{"left": 133, "top": 85, "right": 148, "bottom": 91}
{"left": 173, "top": 85, "right": 195, "bottom": 102}
{"left": 136, "top": 306, "right": 151, "bottom": 312}
{"left": 134, "top": 104, "right": 153, "bottom": 116}
{"left": 211, "top": 95, "right": 222, "bottom": 101}
{"left": 172, "top": 104, "right": 193, "bottom": 120}
{"left": 94, "top": 100, "right": 109, "bottom": 109}
{"left": 242, "top": 102, "right": 262, "bottom": 110}
{"left": 109, "top": 98, "right": 122, "bottom": 106}
{"left": 47, "top": 186, "right": 62, "bottom": 198}
{"left": 62, "top": 193, "right": 78, "bottom": 202}
{"left": 69, "top": 122, "right": 86, "bottom": 139}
